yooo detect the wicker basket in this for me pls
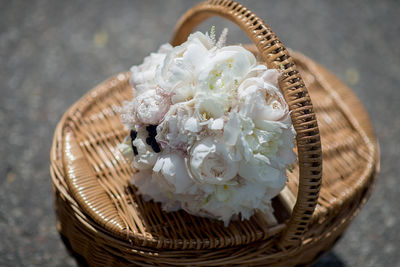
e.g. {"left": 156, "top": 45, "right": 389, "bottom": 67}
{"left": 50, "top": 1, "right": 379, "bottom": 266}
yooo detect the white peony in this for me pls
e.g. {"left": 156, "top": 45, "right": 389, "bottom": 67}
{"left": 197, "top": 45, "right": 256, "bottom": 94}
{"left": 237, "top": 68, "right": 297, "bottom": 169}
{"left": 156, "top": 32, "right": 213, "bottom": 104}
{"left": 224, "top": 112, "right": 295, "bottom": 189}
{"left": 238, "top": 69, "right": 289, "bottom": 122}
{"left": 155, "top": 101, "right": 200, "bottom": 150}
{"left": 152, "top": 151, "right": 194, "bottom": 194}
{"left": 188, "top": 137, "right": 240, "bottom": 185}
{"left": 197, "top": 181, "right": 278, "bottom": 224}
{"left": 130, "top": 43, "right": 173, "bottom": 94}
{"left": 193, "top": 92, "right": 228, "bottom": 131}
{"left": 120, "top": 29, "right": 297, "bottom": 226}
{"left": 131, "top": 89, "right": 171, "bottom": 125}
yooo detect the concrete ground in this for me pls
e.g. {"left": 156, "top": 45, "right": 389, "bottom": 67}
{"left": 1, "top": 0, "right": 399, "bottom": 266}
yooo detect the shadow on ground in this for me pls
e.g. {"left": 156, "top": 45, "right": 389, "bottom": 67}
{"left": 313, "top": 252, "right": 346, "bottom": 267}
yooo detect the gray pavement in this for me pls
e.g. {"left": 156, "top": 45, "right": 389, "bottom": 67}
{"left": 1, "top": 0, "right": 399, "bottom": 266}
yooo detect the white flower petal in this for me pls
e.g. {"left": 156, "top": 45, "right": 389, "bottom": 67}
{"left": 189, "top": 137, "right": 239, "bottom": 185}
{"left": 130, "top": 43, "right": 172, "bottom": 94}
{"left": 238, "top": 159, "right": 286, "bottom": 189}
{"left": 223, "top": 112, "right": 240, "bottom": 146}
{"left": 184, "top": 117, "right": 201, "bottom": 132}
{"left": 153, "top": 152, "right": 194, "bottom": 193}
{"left": 209, "top": 118, "right": 224, "bottom": 130}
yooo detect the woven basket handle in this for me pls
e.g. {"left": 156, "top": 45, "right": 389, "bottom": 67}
{"left": 171, "top": 0, "right": 322, "bottom": 248}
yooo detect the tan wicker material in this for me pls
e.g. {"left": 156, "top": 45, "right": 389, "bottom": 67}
{"left": 50, "top": 0, "right": 379, "bottom": 266}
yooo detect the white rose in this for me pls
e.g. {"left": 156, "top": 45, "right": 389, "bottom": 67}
{"left": 131, "top": 89, "right": 170, "bottom": 125}
{"left": 130, "top": 43, "right": 172, "bottom": 94}
{"left": 131, "top": 127, "right": 158, "bottom": 170}
{"left": 188, "top": 137, "right": 240, "bottom": 185}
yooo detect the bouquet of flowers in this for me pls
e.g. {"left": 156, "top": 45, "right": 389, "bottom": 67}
{"left": 119, "top": 28, "right": 296, "bottom": 226}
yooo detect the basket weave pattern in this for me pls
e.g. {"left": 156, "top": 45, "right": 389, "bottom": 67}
{"left": 50, "top": 0, "right": 379, "bottom": 266}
